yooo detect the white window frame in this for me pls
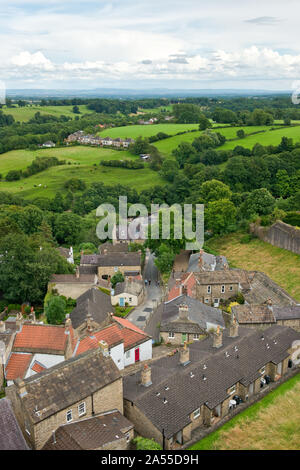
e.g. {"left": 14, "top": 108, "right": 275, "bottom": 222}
{"left": 204, "top": 298, "right": 209, "bottom": 304}
{"left": 229, "top": 385, "right": 236, "bottom": 395}
{"left": 207, "top": 285, "right": 211, "bottom": 294}
{"left": 260, "top": 366, "right": 266, "bottom": 375}
{"left": 221, "top": 285, "right": 225, "bottom": 294}
{"left": 193, "top": 334, "right": 199, "bottom": 340}
{"left": 114, "top": 267, "right": 118, "bottom": 272}
{"left": 125, "top": 350, "right": 131, "bottom": 359}
{"left": 193, "top": 408, "right": 201, "bottom": 419}
{"left": 66, "top": 410, "right": 73, "bottom": 423}
{"left": 78, "top": 402, "right": 86, "bottom": 417}
{"left": 168, "top": 332, "right": 175, "bottom": 339}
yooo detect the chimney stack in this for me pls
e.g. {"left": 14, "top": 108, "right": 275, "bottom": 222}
{"left": 141, "top": 364, "right": 152, "bottom": 387}
{"left": 99, "top": 340, "right": 109, "bottom": 357}
{"left": 178, "top": 304, "right": 189, "bottom": 321}
{"left": 229, "top": 315, "right": 239, "bottom": 338}
{"left": 179, "top": 341, "right": 190, "bottom": 366}
{"left": 267, "top": 298, "right": 273, "bottom": 310}
{"left": 75, "top": 266, "right": 80, "bottom": 279}
{"left": 16, "top": 312, "right": 23, "bottom": 329}
{"left": 198, "top": 249, "right": 204, "bottom": 270}
{"left": 86, "top": 312, "right": 94, "bottom": 334}
{"left": 65, "top": 314, "right": 72, "bottom": 333}
{"left": 0, "top": 321, "right": 5, "bottom": 333}
{"left": 212, "top": 326, "right": 223, "bottom": 348}
{"left": 15, "top": 378, "right": 27, "bottom": 397}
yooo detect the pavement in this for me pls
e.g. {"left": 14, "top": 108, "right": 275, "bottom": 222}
{"left": 127, "top": 250, "right": 164, "bottom": 331}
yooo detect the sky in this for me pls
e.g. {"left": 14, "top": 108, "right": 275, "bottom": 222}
{"left": 1, "top": 0, "right": 300, "bottom": 90}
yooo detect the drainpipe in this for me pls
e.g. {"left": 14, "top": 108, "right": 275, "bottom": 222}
{"left": 162, "top": 428, "right": 165, "bottom": 450}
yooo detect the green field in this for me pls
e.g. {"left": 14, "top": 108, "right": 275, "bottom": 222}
{"left": 137, "top": 105, "right": 173, "bottom": 114}
{"left": 2, "top": 104, "right": 91, "bottom": 122}
{"left": 0, "top": 146, "right": 164, "bottom": 198}
{"left": 154, "top": 125, "right": 273, "bottom": 157}
{"left": 98, "top": 123, "right": 199, "bottom": 139}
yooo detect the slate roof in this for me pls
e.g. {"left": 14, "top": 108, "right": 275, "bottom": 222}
{"left": 99, "top": 242, "right": 129, "bottom": 254}
{"left": 13, "top": 324, "right": 68, "bottom": 354}
{"left": 50, "top": 274, "right": 95, "bottom": 283}
{"left": 0, "top": 398, "right": 29, "bottom": 450}
{"left": 123, "top": 325, "right": 299, "bottom": 439}
{"left": 167, "top": 273, "right": 196, "bottom": 301}
{"left": 273, "top": 305, "right": 300, "bottom": 321}
{"left": 11, "top": 349, "right": 121, "bottom": 424}
{"left": 79, "top": 265, "right": 98, "bottom": 275}
{"left": 242, "top": 271, "right": 297, "bottom": 306}
{"left": 188, "top": 252, "right": 228, "bottom": 272}
{"left": 113, "top": 280, "right": 144, "bottom": 296}
{"left": 42, "top": 410, "right": 133, "bottom": 450}
{"left": 232, "top": 304, "right": 276, "bottom": 324}
{"left": 81, "top": 252, "right": 141, "bottom": 267}
{"left": 70, "top": 288, "right": 113, "bottom": 329}
{"left": 161, "top": 294, "right": 225, "bottom": 332}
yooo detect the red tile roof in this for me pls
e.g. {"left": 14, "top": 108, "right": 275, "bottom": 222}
{"left": 31, "top": 361, "right": 46, "bottom": 374}
{"left": 75, "top": 319, "right": 149, "bottom": 356}
{"left": 13, "top": 324, "right": 67, "bottom": 352}
{"left": 167, "top": 272, "right": 196, "bottom": 301}
{"left": 5, "top": 353, "right": 32, "bottom": 381}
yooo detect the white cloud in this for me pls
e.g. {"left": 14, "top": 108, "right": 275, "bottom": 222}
{"left": 11, "top": 51, "right": 54, "bottom": 71}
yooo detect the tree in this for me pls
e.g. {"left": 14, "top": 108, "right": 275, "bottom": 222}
{"left": 241, "top": 188, "right": 275, "bottom": 218}
{"left": 172, "top": 142, "right": 196, "bottom": 168}
{"left": 154, "top": 244, "right": 175, "bottom": 275}
{"left": 159, "top": 159, "right": 179, "bottom": 182}
{"left": 72, "top": 105, "right": 80, "bottom": 114}
{"left": 199, "top": 114, "right": 212, "bottom": 131}
{"left": 275, "top": 170, "right": 291, "bottom": 198}
{"left": 236, "top": 129, "right": 245, "bottom": 139}
{"left": 199, "top": 180, "right": 232, "bottom": 203}
{"left": 53, "top": 212, "right": 83, "bottom": 245}
{"left": 45, "top": 296, "right": 66, "bottom": 325}
{"left": 205, "top": 199, "right": 237, "bottom": 234}
{"left": 111, "top": 271, "right": 125, "bottom": 288}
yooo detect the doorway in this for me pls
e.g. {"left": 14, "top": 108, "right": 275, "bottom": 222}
{"left": 135, "top": 348, "right": 140, "bottom": 362}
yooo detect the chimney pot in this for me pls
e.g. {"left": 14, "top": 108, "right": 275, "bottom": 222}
{"left": 99, "top": 340, "right": 109, "bottom": 357}
{"left": 178, "top": 304, "right": 189, "bottom": 321}
{"left": 15, "top": 378, "right": 27, "bottom": 397}
{"left": 229, "top": 314, "right": 239, "bottom": 338}
{"left": 75, "top": 266, "right": 80, "bottom": 279}
{"left": 0, "top": 321, "right": 5, "bottom": 333}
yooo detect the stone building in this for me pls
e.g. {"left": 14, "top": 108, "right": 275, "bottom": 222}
{"left": 0, "top": 398, "right": 29, "bottom": 450}
{"left": 49, "top": 266, "right": 97, "bottom": 299}
{"left": 6, "top": 348, "right": 123, "bottom": 450}
{"left": 123, "top": 322, "right": 300, "bottom": 449}
{"left": 80, "top": 252, "right": 141, "bottom": 281}
{"left": 42, "top": 410, "right": 134, "bottom": 451}
{"left": 195, "top": 270, "right": 241, "bottom": 307}
{"left": 111, "top": 279, "right": 145, "bottom": 307}
{"left": 70, "top": 287, "right": 113, "bottom": 332}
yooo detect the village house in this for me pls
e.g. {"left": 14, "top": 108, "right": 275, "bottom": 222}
{"left": 49, "top": 266, "right": 98, "bottom": 299}
{"left": 3, "top": 316, "right": 77, "bottom": 386}
{"left": 69, "top": 287, "right": 113, "bottom": 332}
{"left": 123, "top": 321, "right": 300, "bottom": 449}
{"left": 57, "top": 246, "right": 74, "bottom": 264}
{"left": 0, "top": 319, "right": 19, "bottom": 387}
{"left": 40, "top": 141, "right": 55, "bottom": 148}
{"left": 80, "top": 251, "right": 142, "bottom": 281}
{"left": 98, "top": 241, "right": 129, "bottom": 254}
{"left": 194, "top": 270, "right": 241, "bottom": 307}
{"left": 167, "top": 272, "right": 196, "bottom": 301}
{"left": 157, "top": 295, "right": 225, "bottom": 345}
{"left": 5, "top": 348, "right": 124, "bottom": 449}
{"left": 0, "top": 398, "right": 29, "bottom": 450}
{"left": 72, "top": 316, "right": 152, "bottom": 370}
{"left": 111, "top": 279, "right": 145, "bottom": 307}
{"left": 232, "top": 302, "right": 300, "bottom": 332}
{"left": 42, "top": 410, "right": 134, "bottom": 450}
{"left": 187, "top": 249, "right": 228, "bottom": 272}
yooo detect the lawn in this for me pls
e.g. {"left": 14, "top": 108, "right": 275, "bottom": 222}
{"left": 98, "top": 123, "right": 199, "bottom": 139}
{"left": 2, "top": 104, "right": 91, "bottom": 122}
{"left": 189, "top": 373, "right": 300, "bottom": 450}
{"left": 206, "top": 232, "right": 300, "bottom": 301}
{"left": 0, "top": 146, "right": 164, "bottom": 198}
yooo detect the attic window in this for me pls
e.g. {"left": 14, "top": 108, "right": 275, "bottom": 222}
{"left": 225, "top": 351, "right": 230, "bottom": 358}
{"left": 266, "top": 344, "right": 270, "bottom": 349}
{"left": 165, "top": 386, "right": 169, "bottom": 391}
{"left": 156, "top": 392, "right": 160, "bottom": 397}
{"left": 273, "top": 340, "right": 277, "bottom": 345}
{"left": 163, "top": 398, "right": 168, "bottom": 404}
{"left": 202, "top": 375, "right": 207, "bottom": 381}
{"left": 203, "top": 364, "right": 207, "bottom": 370}
{"left": 190, "top": 372, "right": 195, "bottom": 378}
{"left": 234, "top": 346, "right": 238, "bottom": 352}
{"left": 261, "top": 335, "right": 265, "bottom": 341}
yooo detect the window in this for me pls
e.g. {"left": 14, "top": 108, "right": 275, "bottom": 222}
{"left": 193, "top": 408, "right": 201, "bottom": 419}
{"left": 168, "top": 332, "right": 175, "bottom": 339}
{"left": 207, "top": 285, "right": 211, "bottom": 294}
{"left": 125, "top": 350, "right": 131, "bottom": 359}
{"left": 126, "top": 432, "right": 131, "bottom": 443}
{"left": 193, "top": 334, "right": 199, "bottom": 340}
{"left": 25, "top": 419, "right": 31, "bottom": 435}
{"left": 114, "top": 266, "right": 118, "bottom": 272}
{"left": 204, "top": 298, "right": 209, "bottom": 304}
{"left": 229, "top": 285, "right": 233, "bottom": 291}
{"left": 78, "top": 402, "right": 86, "bottom": 417}
{"left": 260, "top": 366, "right": 266, "bottom": 375}
{"left": 129, "top": 297, "right": 132, "bottom": 302}
{"left": 66, "top": 410, "right": 73, "bottom": 423}
{"left": 221, "top": 285, "right": 225, "bottom": 293}
{"left": 229, "top": 385, "right": 236, "bottom": 395}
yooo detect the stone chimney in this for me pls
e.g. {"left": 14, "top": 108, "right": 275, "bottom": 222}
{"left": 223, "top": 262, "right": 229, "bottom": 270}
{"left": 141, "top": 364, "right": 152, "bottom": 387}
{"left": 86, "top": 312, "right": 94, "bottom": 334}
{"left": 29, "top": 307, "right": 36, "bottom": 324}
{"left": 0, "top": 321, "right": 5, "bottom": 333}
{"left": 267, "top": 298, "right": 273, "bottom": 310}
{"left": 178, "top": 304, "right": 189, "bottom": 321}
{"left": 103, "top": 249, "right": 108, "bottom": 255}
{"left": 212, "top": 326, "right": 223, "bottom": 348}
{"left": 15, "top": 378, "right": 27, "bottom": 397}
{"left": 16, "top": 312, "right": 23, "bottom": 329}
{"left": 65, "top": 314, "right": 72, "bottom": 333}
{"left": 99, "top": 340, "right": 109, "bottom": 357}
{"left": 75, "top": 266, "right": 80, "bottom": 279}
{"left": 179, "top": 341, "right": 190, "bottom": 366}
{"left": 229, "top": 314, "right": 239, "bottom": 338}
{"left": 198, "top": 249, "right": 204, "bottom": 270}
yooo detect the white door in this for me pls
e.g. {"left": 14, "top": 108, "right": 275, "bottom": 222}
{"left": 249, "top": 383, "right": 254, "bottom": 396}
{"left": 277, "top": 362, "right": 282, "bottom": 375}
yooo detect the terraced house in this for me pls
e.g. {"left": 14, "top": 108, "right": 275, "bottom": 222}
{"left": 123, "top": 321, "right": 300, "bottom": 449}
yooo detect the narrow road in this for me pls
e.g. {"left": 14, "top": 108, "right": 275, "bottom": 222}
{"left": 127, "top": 250, "right": 163, "bottom": 330}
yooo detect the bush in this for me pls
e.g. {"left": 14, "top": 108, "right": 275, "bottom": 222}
{"left": 45, "top": 296, "right": 66, "bottom": 325}
{"left": 133, "top": 436, "right": 162, "bottom": 450}
{"left": 240, "top": 234, "right": 254, "bottom": 244}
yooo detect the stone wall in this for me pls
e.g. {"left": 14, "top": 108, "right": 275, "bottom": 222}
{"left": 250, "top": 221, "right": 300, "bottom": 255}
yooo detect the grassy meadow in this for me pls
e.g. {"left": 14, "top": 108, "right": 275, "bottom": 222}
{"left": 0, "top": 146, "right": 164, "bottom": 199}
{"left": 2, "top": 104, "right": 91, "bottom": 122}
{"left": 98, "top": 123, "right": 199, "bottom": 139}
{"left": 206, "top": 232, "right": 300, "bottom": 301}
{"left": 189, "top": 373, "right": 300, "bottom": 450}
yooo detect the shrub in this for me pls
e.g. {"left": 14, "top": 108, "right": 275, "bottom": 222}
{"left": 133, "top": 437, "right": 162, "bottom": 450}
